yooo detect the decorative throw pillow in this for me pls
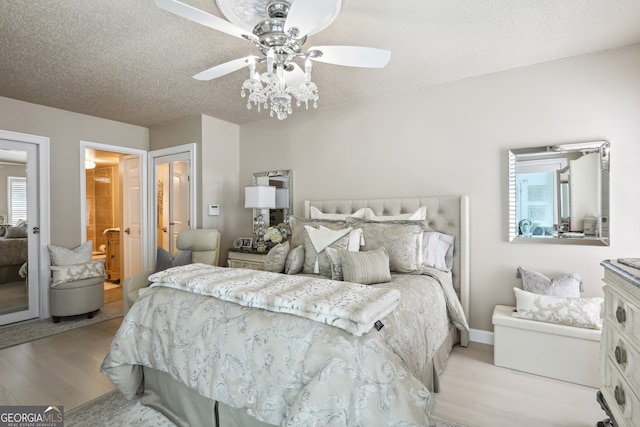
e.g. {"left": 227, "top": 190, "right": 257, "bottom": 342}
{"left": 0, "top": 225, "right": 7, "bottom": 237}
{"left": 365, "top": 206, "right": 427, "bottom": 222}
{"left": 50, "top": 259, "right": 106, "bottom": 286}
{"left": 346, "top": 219, "right": 425, "bottom": 273}
{"left": 518, "top": 266, "right": 583, "bottom": 298}
{"left": 288, "top": 216, "right": 347, "bottom": 249}
{"left": 264, "top": 241, "right": 290, "bottom": 273}
{"left": 155, "top": 246, "right": 192, "bottom": 273}
{"left": 303, "top": 226, "right": 352, "bottom": 276}
{"left": 512, "top": 287, "right": 603, "bottom": 329}
{"left": 338, "top": 247, "right": 392, "bottom": 285}
{"left": 284, "top": 245, "right": 305, "bottom": 275}
{"left": 422, "top": 232, "right": 455, "bottom": 272}
{"left": 309, "top": 206, "right": 369, "bottom": 221}
{"left": 5, "top": 226, "right": 28, "bottom": 238}
{"left": 325, "top": 247, "right": 343, "bottom": 280}
{"left": 49, "top": 240, "right": 93, "bottom": 266}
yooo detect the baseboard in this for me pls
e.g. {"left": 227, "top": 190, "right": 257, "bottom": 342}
{"left": 469, "top": 328, "right": 494, "bottom": 345}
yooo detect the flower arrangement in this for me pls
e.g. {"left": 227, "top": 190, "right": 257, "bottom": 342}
{"left": 264, "top": 223, "right": 289, "bottom": 243}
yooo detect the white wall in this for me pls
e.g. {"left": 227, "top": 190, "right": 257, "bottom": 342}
{"left": 201, "top": 114, "right": 241, "bottom": 263}
{"left": 0, "top": 96, "right": 149, "bottom": 247}
{"left": 239, "top": 45, "right": 640, "bottom": 332}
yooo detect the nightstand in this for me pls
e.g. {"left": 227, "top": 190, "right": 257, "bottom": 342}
{"left": 227, "top": 249, "right": 266, "bottom": 270}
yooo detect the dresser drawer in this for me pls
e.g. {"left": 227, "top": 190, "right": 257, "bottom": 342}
{"left": 602, "top": 324, "right": 640, "bottom": 396}
{"left": 603, "top": 285, "right": 640, "bottom": 351}
{"left": 601, "top": 359, "right": 640, "bottom": 427}
{"left": 227, "top": 251, "right": 266, "bottom": 270}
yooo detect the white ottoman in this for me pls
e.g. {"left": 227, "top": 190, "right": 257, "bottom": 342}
{"left": 492, "top": 304, "right": 601, "bottom": 388}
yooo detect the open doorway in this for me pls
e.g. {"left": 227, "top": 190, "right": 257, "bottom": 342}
{"left": 81, "top": 143, "right": 147, "bottom": 306}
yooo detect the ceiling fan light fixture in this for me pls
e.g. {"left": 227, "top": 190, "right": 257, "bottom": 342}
{"left": 157, "top": 0, "right": 388, "bottom": 121}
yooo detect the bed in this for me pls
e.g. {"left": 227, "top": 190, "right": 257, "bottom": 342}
{"left": 0, "top": 233, "right": 29, "bottom": 284}
{"left": 102, "top": 195, "right": 470, "bottom": 427}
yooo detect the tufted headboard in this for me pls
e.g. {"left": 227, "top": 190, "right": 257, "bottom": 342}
{"left": 303, "top": 196, "right": 470, "bottom": 343}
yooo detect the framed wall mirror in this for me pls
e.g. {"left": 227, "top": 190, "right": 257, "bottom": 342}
{"left": 252, "top": 170, "right": 292, "bottom": 229}
{"left": 508, "top": 141, "right": 610, "bottom": 246}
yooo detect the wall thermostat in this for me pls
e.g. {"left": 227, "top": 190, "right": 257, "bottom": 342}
{"left": 208, "top": 204, "right": 220, "bottom": 216}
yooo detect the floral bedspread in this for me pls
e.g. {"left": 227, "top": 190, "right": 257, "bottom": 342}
{"left": 101, "top": 269, "right": 467, "bottom": 427}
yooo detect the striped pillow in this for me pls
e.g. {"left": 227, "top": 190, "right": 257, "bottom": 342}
{"left": 338, "top": 247, "right": 391, "bottom": 285}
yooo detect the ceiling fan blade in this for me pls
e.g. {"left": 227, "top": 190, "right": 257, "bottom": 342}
{"left": 193, "top": 56, "right": 252, "bottom": 81}
{"left": 284, "top": 63, "right": 305, "bottom": 87}
{"left": 156, "top": 0, "right": 251, "bottom": 40}
{"left": 284, "top": 0, "right": 341, "bottom": 37}
{"left": 308, "top": 45, "right": 391, "bottom": 68}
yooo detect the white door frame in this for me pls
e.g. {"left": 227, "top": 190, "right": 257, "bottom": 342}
{"left": 148, "top": 143, "right": 197, "bottom": 270}
{"left": 79, "top": 141, "right": 148, "bottom": 273}
{"left": 0, "top": 129, "right": 50, "bottom": 320}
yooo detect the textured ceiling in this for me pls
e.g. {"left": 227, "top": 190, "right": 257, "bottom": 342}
{"left": 1, "top": 0, "right": 640, "bottom": 127}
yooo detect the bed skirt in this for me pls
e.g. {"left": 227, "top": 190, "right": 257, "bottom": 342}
{"left": 139, "top": 323, "right": 458, "bottom": 427}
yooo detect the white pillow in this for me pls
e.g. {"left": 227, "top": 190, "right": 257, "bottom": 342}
{"left": 48, "top": 240, "right": 93, "bottom": 266}
{"left": 319, "top": 226, "right": 363, "bottom": 251}
{"left": 517, "top": 266, "right": 583, "bottom": 298}
{"left": 264, "top": 241, "right": 290, "bottom": 273}
{"left": 366, "top": 206, "right": 427, "bottom": 222}
{"left": 303, "top": 226, "right": 353, "bottom": 276}
{"left": 50, "top": 259, "right": 106, "bottom": 286}
{"left": 512, "top": 287, "right": 603, "bottom": 329}
{"left": 309, "top": 206, "right": 369, "bottom": 220}
{"left": 422, "top": 232, "right": 454, "bottom": 271}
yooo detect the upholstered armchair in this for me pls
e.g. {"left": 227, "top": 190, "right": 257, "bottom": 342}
{"left": 123, "top": 229, "right": 221, "bottom": 315}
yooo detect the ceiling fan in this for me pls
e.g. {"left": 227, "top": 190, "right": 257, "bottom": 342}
{"left": 155, "top": 0, "right": 391, "bottom": 119}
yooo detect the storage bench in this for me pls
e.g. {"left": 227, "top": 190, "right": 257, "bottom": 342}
{"left": 492, "top": 304, "right": 601, "bottom": 387}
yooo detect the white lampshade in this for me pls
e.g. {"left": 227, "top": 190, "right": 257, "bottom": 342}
{"left": 244, "top": 186, "right": 276, "bottom": 209}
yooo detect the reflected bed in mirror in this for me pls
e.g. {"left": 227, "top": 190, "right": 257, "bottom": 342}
{"left": 508, "top": 141, "right": 609, "bottom": 246}
{"left": 252, "top": 170, "right": 292, "bottom": 229}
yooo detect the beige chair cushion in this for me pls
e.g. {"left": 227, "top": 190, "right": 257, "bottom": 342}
{"left": 176, "top": 229, "right": 220, "bottom": 266}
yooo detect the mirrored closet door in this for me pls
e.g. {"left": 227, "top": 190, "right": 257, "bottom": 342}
{"left": 0, "top": 138, "right": 40, "bottom": 326}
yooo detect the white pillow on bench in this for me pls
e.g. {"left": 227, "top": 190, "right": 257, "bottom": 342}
{"left": 513, "top": 287, "right": 603, "bottom": 329}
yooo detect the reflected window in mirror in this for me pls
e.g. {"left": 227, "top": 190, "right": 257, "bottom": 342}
{"left": 252, "top": 170, "right": 292, "bottom": 230}
{"left": 508, "top": 141, "right": 609, "bottom": 246}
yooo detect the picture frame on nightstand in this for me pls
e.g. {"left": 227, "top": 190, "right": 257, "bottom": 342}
{"left": 241, "top": 238, "right": 253, "bottom": 250}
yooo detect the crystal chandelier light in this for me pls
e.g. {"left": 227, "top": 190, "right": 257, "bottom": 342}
{"left": 241, "top": 52, "right": 318, "bottom": 120}
{"left": 156, "top": 0, "right": 390, "bottom": 121}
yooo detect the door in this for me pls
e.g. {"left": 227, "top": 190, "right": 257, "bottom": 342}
{"left": 122, "top": 155, "right": 142, "bottom": 279}
{"left": 0, "top": 139, "right": 40, "bottom": 326}
{"left": 154, "top": 153, "right": 190, "bottom": 255}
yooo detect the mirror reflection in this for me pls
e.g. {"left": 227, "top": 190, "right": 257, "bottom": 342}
{"left": 252, "top": 170, "right": 292, "bottom": 229}
{"left": 508, "top": 141, "right": 610, "bottom": 245}
{"left": 0, "top": 149, "right": 29, "bottom": 316}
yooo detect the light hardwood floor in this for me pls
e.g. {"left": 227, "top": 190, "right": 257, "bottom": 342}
{"left": 0, "top": 318, "right": 605, "bottom": 426}
{"left": 434, "top": 342, "right": 604, "bottom": 427}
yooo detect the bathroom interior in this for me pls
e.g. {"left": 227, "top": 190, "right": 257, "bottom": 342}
{"left": 85, "top": 148, "right": 122, "bottom": 303}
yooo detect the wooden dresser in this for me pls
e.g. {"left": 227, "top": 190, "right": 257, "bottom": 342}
{"left": 598, "top": 259, "right": 640, "bottom": 427}
{"left": 227, "top": 249, "right": 266, "bottom": 270}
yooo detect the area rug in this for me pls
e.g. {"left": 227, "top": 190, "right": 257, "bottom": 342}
{"left": 0, "top": 304, "right": 122, "bottom": 349}
{"left": 66, "top": 389, "right": 466, "bottom": 427}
